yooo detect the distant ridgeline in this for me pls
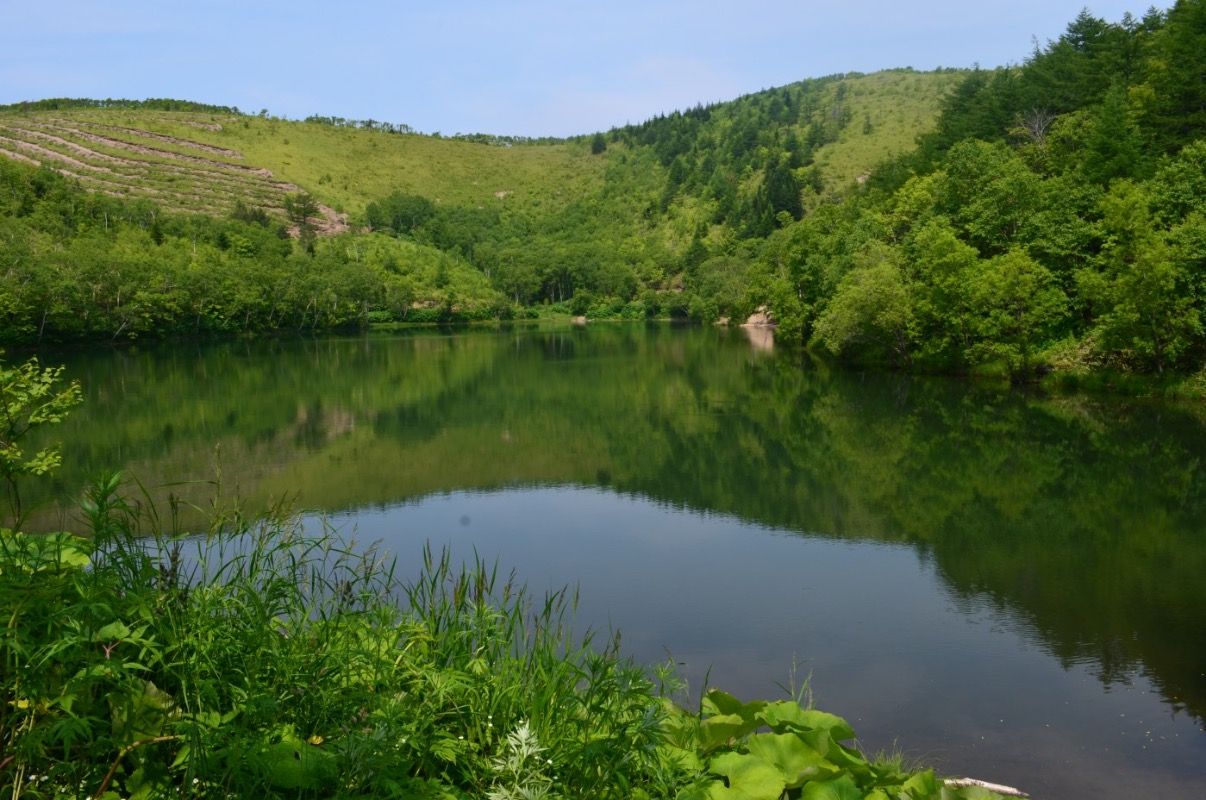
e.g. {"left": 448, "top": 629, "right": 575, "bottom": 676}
{"left": 0, "top": 1, "right": 1203, "bottom": 381}
{"left": 0, "top": 97, "right": 243, "bottom": 114}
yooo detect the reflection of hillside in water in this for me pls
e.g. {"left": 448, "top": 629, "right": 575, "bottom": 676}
{"left": 28, "top": 326, "right": 1206, "bottom": 723}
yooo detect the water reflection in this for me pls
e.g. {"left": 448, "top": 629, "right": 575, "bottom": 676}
{"left": 23, "top": 325, "right": 1206, "bottom": 797}
{"left": 739, "top": 323, "right": 774, "bottom": 351}
{"left": 315, "top": 486, "right": 1203, "bottom": 800}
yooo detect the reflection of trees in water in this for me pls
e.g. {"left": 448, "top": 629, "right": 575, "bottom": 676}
{"left": 27, "top": 326, "right": 1206, "bottom": 722}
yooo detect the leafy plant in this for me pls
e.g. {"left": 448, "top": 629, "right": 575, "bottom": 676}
{"left": 0, "top": 355, "right": 81, "bottom": 528}
{"left": 665, "top": 690, "right": 1004, "bottom": 800}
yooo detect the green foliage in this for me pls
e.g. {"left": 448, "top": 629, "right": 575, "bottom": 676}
{"left": 283, "top": 191, "right": 320, "bottom": 227}
{"left": 1079, "top": 181, "right": 1203, "bottom": 371}
{"left": 0, "top": 163, "right": 507, "bottom": 342}
{"left": 665, "top": 691, "right": 1001, "bottom": 800}
{"left": 813, "top": 245, "right": 913, "bottom": 365}
{"left": 757, "top": 2, "right": 1206, "bottom": 378}
{"left": 0, "top": 356, "right": 81, "bottom": 527}
{"left": 0, "top": 67, "right": 962, "bottom": 345}
{"left": 1, "top": 4, "right": 1202, "bottom": 379}
{"left": 0, "top": 97, "right": 242, "bottom": 113}
{"left": 0, "top": 482, "right": 1008, "bottom": 799}
{"left": 366, "top": 191, "right": 437, "bottom": 235}
{"left": 965, "top": 249, "right": 1068, "bottom": 375}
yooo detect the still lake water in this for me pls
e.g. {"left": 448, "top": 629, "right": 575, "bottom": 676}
{"left": 30, "top": 325, "right": 1206, "bottom": 799}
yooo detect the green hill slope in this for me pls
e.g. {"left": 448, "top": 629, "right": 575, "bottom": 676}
{"left": 0, "top": 68, "right": 967, "bottom": 344}
{"left": 0, "top": 68, "right": 960, "bottom": 225}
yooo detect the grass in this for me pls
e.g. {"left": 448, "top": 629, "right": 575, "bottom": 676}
{"left": 812, "top": 70, "right": 966, "bottom": 188}
{"left": 0, "top": 472, "right": 1010, "bottom": 799}
{"left": 0, "top": 109, "right": 608, "bottom": 220}
{"left": 1, "top": 476, "right": 673, "bottom": 799}
{"left": 0, "top": 68, "right": 962, "bottom": 222}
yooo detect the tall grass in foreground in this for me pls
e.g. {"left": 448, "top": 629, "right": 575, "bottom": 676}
{"left": 0, "top": 476, "right": 1008, "bottom": 799}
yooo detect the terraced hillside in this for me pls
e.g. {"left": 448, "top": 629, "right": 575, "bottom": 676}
{"left": 0, "top": 69, "right": 961, "bottom": 233}
{"left": 0, "top": 68, "right": 974, "bottom": 343}
{"left": 0, "top": 112, "right": 349, "bottom": 232}
{"left": 0, "top": 107, "right": 611, "bottom": 231}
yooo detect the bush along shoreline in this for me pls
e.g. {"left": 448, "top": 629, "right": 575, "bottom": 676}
{"left": 0, "top": 355, "right": 1015, "bottom": 799}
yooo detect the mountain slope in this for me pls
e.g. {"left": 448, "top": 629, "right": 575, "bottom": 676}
{"left": 0, "top": 68, "right": 962, "bottom": 225}
{"left": 0, "top": 67, "right": 973, "bottom": 345}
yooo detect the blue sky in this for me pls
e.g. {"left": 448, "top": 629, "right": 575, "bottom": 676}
{"left": 0, "top": 1, "right": 1167, "bottom": 137}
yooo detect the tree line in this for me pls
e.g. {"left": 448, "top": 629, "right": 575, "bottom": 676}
{"left": 0, "top": 162, "right": 505, "bottom": 344}
{"left": 1, "top": 3, "right": 1202, "bottom": 378}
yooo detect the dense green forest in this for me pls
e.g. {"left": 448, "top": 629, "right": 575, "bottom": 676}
{"left": 1, "top": 2, "right": 1203, "bottom": 380}
{"left": 757, "top": 2, "right": 1206, "bottom": 377}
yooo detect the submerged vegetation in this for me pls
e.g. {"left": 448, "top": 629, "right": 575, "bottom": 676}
{"left": 0, "top": 354, "right": 1012, "bottom": 799}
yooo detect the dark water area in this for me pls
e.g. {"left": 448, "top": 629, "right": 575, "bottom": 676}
{"left": 26, "top": 325, "right": 1206, "bottom": 799}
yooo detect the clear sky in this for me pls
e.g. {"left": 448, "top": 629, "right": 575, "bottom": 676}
{"left": 0, "top": 1, "right": 1167, "bottom": 137}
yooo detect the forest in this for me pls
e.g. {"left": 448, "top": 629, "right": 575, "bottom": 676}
{"left": 0, "top": 2, "right": 1203, "bottom": 381}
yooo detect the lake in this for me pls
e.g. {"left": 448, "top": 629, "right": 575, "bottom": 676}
{"left": 28, "top": 325, "right": 1206, "bottom": 799}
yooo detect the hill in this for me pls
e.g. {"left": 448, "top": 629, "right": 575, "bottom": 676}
{"left": 0, "top": 69, "right": 960, "bottom": 225}
{"left": 0, "top": 68, "right": 963, "bottom": 342}
{"left": 1, "top": 0, "right": 1201, "bottom": 381}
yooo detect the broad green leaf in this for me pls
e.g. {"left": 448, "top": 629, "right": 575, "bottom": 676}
{"left": 94, "top": 621, "right": 134, "bottom": 642}
{"left": 708, "top": 752, "right": 787, "bottom": 799}
{"left": 0, "top": 530, "right": 92, "bottom": 574}
{"left": 111, "top": 680, "right": 176, "bottom": 743}
{"left": 699, "top": 713, "right": 760, "bottom": 751}
{"left": 794, "top": 710, "right": 857, "bottom": 741}
{"left": 704, "top": 689, "right": 763, "bottom": 718}
{"left": 43, "top": 532, "right": 93, "bottom": 569}
{"left": 744, "top": 732, "right": 837, "bottom": 788}
{"left": 755, "top": 700, "right": 811, "bottom": 732}
{"left": 704, "top": 690, "right": 747, "bottom": 719}
{"left": 800, "top": 774, "right": 865, "bottom": 800}
{"left": 797, "top": 729, "right": 869, "bottom": 776}
{"left": 900, "top": 770, "right": 940, "bottom": 798}
{"left": 676, "top": 783, "right": 714, "bottom": 800}
{"left": 169, "top": 744, "right": 192, "bottom": 770}
{"left": 253, "top": 729, "right": 337, "bottom": 791}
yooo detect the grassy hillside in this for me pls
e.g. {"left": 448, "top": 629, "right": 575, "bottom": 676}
{"left": 0, "top": 68, "right": 960, "bottom": 224}
{"left": 0, "top": 67, "right": 977, "bottom": 344}
{"left": 811, "top": 69, "right": 965, "bottom": 186}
